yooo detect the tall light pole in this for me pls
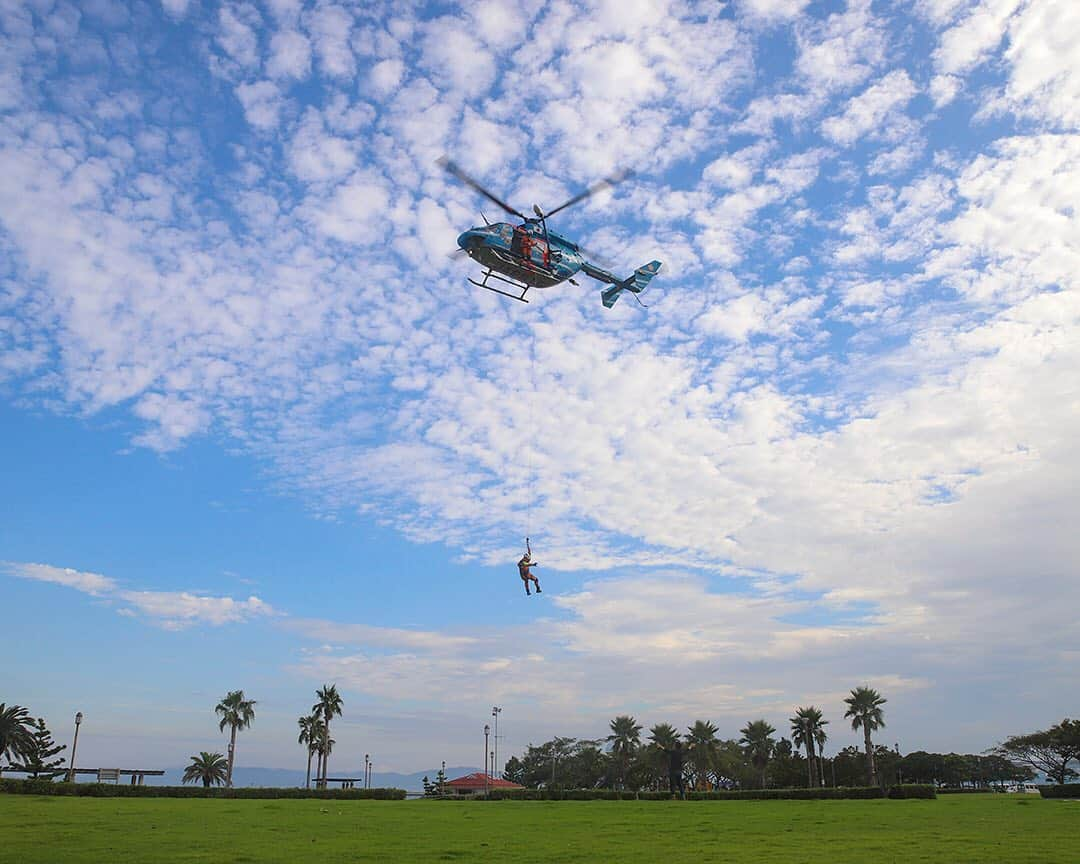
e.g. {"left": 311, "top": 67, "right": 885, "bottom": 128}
{"left": 441, "top": 760, "right": 446, "bottom": 797}
{"left": 483, "top": 724, "right": 490, "bottom": 796}
{"left": 364, "top": 753, "right": 370, "bottom": 789}
{"left": 896, "top": 743, "right": 902, "bottom": 785}
{"left": 66, "top": 712, "right": 82, "bottom": 783}
{"left": 491, "top": 706, "right": 501, "bottom": 780}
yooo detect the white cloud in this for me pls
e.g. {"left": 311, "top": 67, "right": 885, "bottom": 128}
{"left": 288, "top": 109, "right": 356, "bottom": 182}
{"left": 5, "top": 561, "right": 274, "bottom": 626}
{"left": 132, "top": 392, "right": 209, "bottom": 450}
{"left": 307, "top": 4, "right": 355, "bottom": 78}
{"left": 367, "top": 58, "right": 404, "bottom": 96}
{"left": 795, "top": 0, "right": 887, "bottom": 93}
{"left": 467, "top": 0, "right": 527, "bottom": 47}
{"left": 117, "top": 590, "right": 275, "bottom": 630}
{"left": 216, "top": 3, "right": 261, "bottom": 71}
{"left": 822, "top": 69, "right": 918, "bottom": 146}
{"left": 738, "top": 0, "right": 810, "bottom": 21}
{"left": 309, "top": 169, "right": 391, "bottom": 242}
{"left": 420, "top": 18, "right": 496, "bottom": 97}
{"left": 160, "top": 0, "right": 190, "bottom": 18}
{"left": 868, "top": 139, "right": 925, "bottom": 175}
{"left": 4, "top": 560, "right": 276, "bottom": 630}
{"left": 266, "top": 28, "right": 311, "bottom": 80}
{"left": 1000, "top": 0, "right": 1080, "bottom": 127}
{"left": 930, "top": 72, "right": 962, "bottom": 107}
{"left": 235, "top": 80, "right": 283, "bottom": 130}
{"left": 5, "top": 562, "right": 117, "bottom": 595}
{"left": 933, "top": 0, "right": 1022, "bottom": 77}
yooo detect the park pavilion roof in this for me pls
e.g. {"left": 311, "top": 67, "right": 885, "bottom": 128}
{"left": 445, "top": 772, "right": 524, "bottom": 790}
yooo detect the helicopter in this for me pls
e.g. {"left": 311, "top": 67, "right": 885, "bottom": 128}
{"left": 439, "top": 157, "right": 662, "bottom": 307}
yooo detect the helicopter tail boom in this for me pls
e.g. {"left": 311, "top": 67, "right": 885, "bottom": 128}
{"left": 599, "top": 260, "right": 662, "bottom": 308}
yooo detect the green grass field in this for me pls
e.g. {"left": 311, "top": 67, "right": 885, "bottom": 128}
{"left": 2, "top": 794, "right": 1077, "bottom": 863}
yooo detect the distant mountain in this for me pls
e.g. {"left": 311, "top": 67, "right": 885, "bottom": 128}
{"left": 156, "top": 765, "right": 480, "bottom": 792}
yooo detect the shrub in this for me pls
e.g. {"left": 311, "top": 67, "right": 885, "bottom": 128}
{"left": 475, "top": 786, "right": 895, "bottom": 801}
{"left": 426, "top": 785, "right": 937, "bottom": 802}
{"left": 0, "top": 779, "right": 405, "bottom": 799}
{"left": 1038, "top": 784, "right": 1080, "bottom": 799}
{"left": 887, "top": 784, "right": 937, "bottom": 799}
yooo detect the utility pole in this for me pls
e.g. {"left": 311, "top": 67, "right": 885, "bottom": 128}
{"left": 484, "top": 724, "right": 490, "bottom": 797}
{"left": 66, "top": 712, "right": 82, "bottom": 783}
{"left": 491, "top": 706, "right": 501, "bottom": 780}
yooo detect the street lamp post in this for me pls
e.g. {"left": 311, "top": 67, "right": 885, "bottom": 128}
{"left": 491, "top": 706, "right": 501, "bottom": 781}
{"left": 66, "top": 712, "right": 83, "bottom": 783}
{"left": 364, "top": 753, "right": 370, "bottom": 789}
{"left": 484, "top": 724, "right": 490, "bottom": 797}
{"left": 441, "top": 760, "right": 446, "bottom": 797}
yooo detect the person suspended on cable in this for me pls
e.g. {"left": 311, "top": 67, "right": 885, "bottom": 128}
{"left": 518, "top": 537, "right": 541, "bottom": 595}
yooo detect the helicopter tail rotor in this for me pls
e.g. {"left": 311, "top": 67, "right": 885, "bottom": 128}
{"left": 600, "top": 260, "right": 662, "bottom": 308}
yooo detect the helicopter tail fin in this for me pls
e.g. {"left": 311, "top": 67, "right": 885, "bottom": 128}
{"left": 601, "top": 260, "right": 662, "bottom": 308}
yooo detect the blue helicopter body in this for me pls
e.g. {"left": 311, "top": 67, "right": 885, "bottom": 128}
{"left": 441, "top": 158, "right": 661, "bottom": 307}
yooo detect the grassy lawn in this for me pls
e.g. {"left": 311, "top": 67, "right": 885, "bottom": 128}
{"left": 2, "top": 794, "right": 1077, "bottom": 863}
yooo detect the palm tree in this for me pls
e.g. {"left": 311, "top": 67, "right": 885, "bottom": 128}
{"left": 312, "top": 684, "right": 343, "bottom": 789}
{"left": 685, "top": 720, "right": 720, "bottom": 790}
{"left": 739, "top": 719, "right": 776, "bottom": 789}
{"left": 215, "top": 690, "right": 256, "bottom": 788}
{"left": 814, "top": 724, "right": 829, "bottom": 787}
{"left": 182, "top": 751, "right": 229, "bottom": 788}
{"left": 844, "top": 686, "right": 886, "bottom": 785}
{"left": 313, "top": 730, "right": 335, "bottom": 781}
{"left": 0, "top": 704, "right": 35, "bottom": 766}
{"left": 606, "top": 715, "right": 642, "bottom": 790}
{"left": 791, "top": 706, "right": 828, "bottom": 787}
{"left": 647, "top": 723, "right": 680, "bottom": 790}
{"left": 297, "top": 713, "right": 323, "bottom": 789}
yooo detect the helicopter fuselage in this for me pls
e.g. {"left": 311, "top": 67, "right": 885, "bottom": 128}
{"left": 457, "top": 220, "right": 584, "bottom": 289}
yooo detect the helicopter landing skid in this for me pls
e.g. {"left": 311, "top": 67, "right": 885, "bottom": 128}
{"left": 468, "top": 268, "right": 530, "bottom": 303}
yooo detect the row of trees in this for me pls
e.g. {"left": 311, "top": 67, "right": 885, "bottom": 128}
{"left": 502, "top": 695, "right": 1075, "bottom": 793}
{"left": 504, "top": 686, "right": 889, "bottom": 792}
{"left": 503, "top": 734, "right": 1036, "bottom": 791}
{"left": 185, "top": 684, "right": 345, "bottom": 788}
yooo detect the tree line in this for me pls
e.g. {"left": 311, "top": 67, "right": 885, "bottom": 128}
{"left": 501, "top": 692, "right": 1079, "bottom": 792}
{"left": 4, "top": 692, "right": 1077, "bottom": 790}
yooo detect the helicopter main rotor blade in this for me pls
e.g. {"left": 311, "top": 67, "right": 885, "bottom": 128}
{"left": 574, "top": 243, "right": 615, "bottom": 269}
{"left": 437, "top": 157, "right": 526, "bottom": 220}
{"left": 541, "top": 168, "right": 635, "bottom": 219}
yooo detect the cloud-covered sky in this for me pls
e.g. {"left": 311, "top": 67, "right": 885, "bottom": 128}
{"left": 2, "top": 0, "right": 1077, "bottom": 773}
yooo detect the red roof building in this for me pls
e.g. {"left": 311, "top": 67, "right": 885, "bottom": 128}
{"left": 445, "top": 772, "right": 525, "bottom": 795}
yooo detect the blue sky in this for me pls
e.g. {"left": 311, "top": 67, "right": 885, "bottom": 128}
{"left": 2, "top": 0, "right": 1078, "bottom": 774}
